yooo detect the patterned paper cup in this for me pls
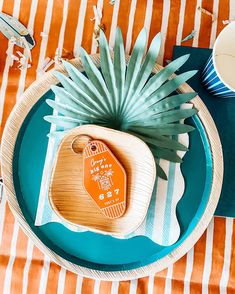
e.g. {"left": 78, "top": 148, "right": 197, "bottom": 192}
{"left": 202, "top": 21, "right": 235, "bottom": 98}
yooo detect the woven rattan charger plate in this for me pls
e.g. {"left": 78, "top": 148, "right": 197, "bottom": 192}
{"left": 1, "top": 55, "right": 223, "bottom": 280}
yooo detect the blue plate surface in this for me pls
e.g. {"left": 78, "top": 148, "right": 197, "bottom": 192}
{"left": 12, "top": 90, "right": 213, "bottom": 271}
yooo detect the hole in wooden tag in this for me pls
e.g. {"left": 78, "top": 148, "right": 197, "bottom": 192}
{"left": 71, "top": 135, "right": 92, "bottom": 154}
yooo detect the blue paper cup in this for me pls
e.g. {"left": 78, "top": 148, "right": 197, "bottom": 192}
{"left": 202, "top": 22, "right": 235, "bottom": 98}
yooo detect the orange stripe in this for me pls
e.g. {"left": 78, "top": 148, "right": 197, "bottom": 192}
{"left": 9, "top": 228, "right": 29, "bottom": 294}
{"left": 148, "top": 0, "right": 163, "bottom": 47}
{"left": 26, "top": 246, "right": 45, "bottom": 292}
{"left": 189, "top": 230, "right": 207, "bottom": 293}
{"left": 163, "top": 0, "right": 181, "bottom": 64}
{"left": 63, "top": 0, "right": 81, "bottom": 55}
{"left": 101, "top": 0, "right": 114, "bottom": 42}
{"left": 81, "top": 0, "right": 97, "bottom": 53}
{"left": 226, "top": 220, "right": 235, "bottom": 293}
{"left": 181, "top": 0, "right": 198, "bottom": 47}
{"left": 24, "top": 0, "right": 48, "bottom": 87}
{"left": 45, "top": 262, "right": 61, "bottom": 293}
{"left": 1, "top": 0, "right": 14, "bottom": 14}
{"left": 171, "top": 254, "right": 187, "bottom": 293}
{"left": 81, "top": 277, "right": 95, "bottom": 293}
{"left": 45, "top": 0, "right": 64, "bottom": 59}
{"left": 154, "top": 268, "right": 168, "bottom": 294}
{"left": 208, "top": 217, "right": 226, "bottom": 293}
{"left": 136, "top": 276, "right": 148, "bottom": 294}
{"left": 0, "top": 205, "right": 16, "bottom": 293}
{"left": 130, "top": 0, "right": 147, "bottom": 52}
{"left": 63, "top": 270, "right": 77, "bottom": 294}
{"left": 118, "top": 280, "right": 130, "bottom": 294}
{"left": 216, "top": 0, "right": 230, "bottom": 35}
{"left": 117, "top": 0, "right": 132, "bottom": 45}
{"left": 198, "top": 0, "right": 214, "bottom": 48}
{"left": 99, "top": 281, "right": 112, "bottom": 294}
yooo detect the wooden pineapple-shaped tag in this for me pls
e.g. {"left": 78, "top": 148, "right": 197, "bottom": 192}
{"left": 82, "top": 139, "right": 127, "bottom": 219}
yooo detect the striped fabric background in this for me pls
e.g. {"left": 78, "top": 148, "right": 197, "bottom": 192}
{"left": 0, "top": 0, "right": 234, "bottom": 293}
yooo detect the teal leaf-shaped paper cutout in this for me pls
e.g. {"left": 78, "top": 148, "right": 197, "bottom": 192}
{"left": 46, "top": 27, "right": 198, "bottom": 179}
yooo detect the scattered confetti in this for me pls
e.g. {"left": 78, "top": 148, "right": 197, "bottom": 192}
{"left": 222, "top": 19, "right": 235, "bottom": 25}
{"left": 37, "top": 47, "right": 74, "bottom": 75}
{"left": 37, "top": 57, "right": 54, "bottom": 75}
{"left": 20, "top": 36, "right": 32, "bottom": 61}
{"left": 54, "top": 47, "right": 62, "bottom": 66}
{"left": 7, "top": 48, "right": 32, "bottom": 70}
{"left": 43, "top": 59, "right": 55, "bottom": 71}
{"left": 94, "top": 24, "right": 105, "bottom": 45}
{"left": 181, "top": 30, "right": 197, "bottom": 43}
{"left": 198, "top": 6, "right": 215, "bottom": 21}
{"left": 90, "top": 4, "right": 105, "bottom": 46}
{"left": 11, "top": 54, "right": 19, "bottom": 61}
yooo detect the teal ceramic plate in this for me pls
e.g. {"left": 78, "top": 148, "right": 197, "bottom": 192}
{"left": 1, "top": 61, "right": 223, "bottom": 280}
{"left": 13, "top": 91, "right": 211, "bottom": 268}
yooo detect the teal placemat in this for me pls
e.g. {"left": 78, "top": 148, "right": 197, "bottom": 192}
{"left": 173, "top": 45, "right": 235, "bottom": 218}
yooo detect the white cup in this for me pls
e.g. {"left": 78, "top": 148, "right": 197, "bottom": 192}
{"left": 202, "top": 21, "right": 235, "bottom": 98}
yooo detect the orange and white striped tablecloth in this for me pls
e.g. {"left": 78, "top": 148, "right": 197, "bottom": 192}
{"left": 0, "top": 0, "right": 234, "bottom": 293}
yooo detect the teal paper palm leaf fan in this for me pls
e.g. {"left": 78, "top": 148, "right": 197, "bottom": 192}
{"left": 45, "top": 27, "right": 198, "bottom": 179}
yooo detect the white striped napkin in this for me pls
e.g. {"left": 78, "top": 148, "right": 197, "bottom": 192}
{"left": 35, "top": 108, "right": 190, "bottom": 246}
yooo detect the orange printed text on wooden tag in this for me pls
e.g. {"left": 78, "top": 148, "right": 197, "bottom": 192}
{"left": 83, "top": 140, "right": 127, "bottom": 219}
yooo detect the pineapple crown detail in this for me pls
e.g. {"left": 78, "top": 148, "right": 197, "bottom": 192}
{"left": 45, "top": 27, "right": 198, "bottom": 179}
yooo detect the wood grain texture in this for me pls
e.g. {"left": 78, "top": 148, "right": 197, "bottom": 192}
{"left": 49, "top": 125, "right": 156, "bottom": 235}
{"left": 0, "top": 55, "right": 223, "bottom": 280}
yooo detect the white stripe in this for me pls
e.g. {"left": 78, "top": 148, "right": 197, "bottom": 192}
{"left": 129, "top": 279, "right": 138, "bottom": 294}
{"left": 148, "top": 275, "right": 155, "bottom": 294}
{"left": 35, "top": 0, "right": 61, "bottom": 225}
{"left": 202, "top": 219, "right": 214, "bottom": 294}
{"left": 0, "top": 0, "right": 3, "bottom": 11}
{"left": 184, "top": 248, "right": 194, "bottom": 294}
{"left": 36, "top": 0, "right": 54, "bottom": 79}
{"left": 94, "top": 279, "right": 101, "bottom": 294}
{"left": 16, "top": 0, "right": 39, "bottom": 101}
{"left": 0, "top": 192, "right": 7, "bottom": 247}
{"left": 22, "top": 239, "right": 34, "bottom": 294}
{"left": 38, "top": 255, "right": 50, "bottom": 294}
{"left": 230, "top": 0, "right": 235, "bottom": 18}
{"left": 76, "top": 276, "right": 83, "bottom": 293}
{"left": 209, "top": 0, "right": 219, "bottom": 48}
{"left": 152, "top": 160, "right": 170, "bottom": 244}
{"left": 143, "top": 0, "right": 153, "bottom": 45}
{"left": 109, "top": 0, "right": 120, "bottom": 48}
{"left": 57, "top": 267, "right": 66, "bottom": 294}
{"left": 0, "top": 0, "right": 22, "bottom": 123}
{"left": 3, "top": 221, "right": 20, "bottom": 294}
{"left": 74, "top": 0, "right": 88, "bottom": 57}
{"left": 125, "top": 0, "right": 137, "bottom": 54}
{"left": 192, "top": 0, "right": 202, "bottom": 47}
{"left": 176, "top": 0, "right": 186, "bottom": 45}
{"left": 1, "top": 2, "right": 21, "bottom": 293}
{"left": 220, "top": 218, "right": 233, "bottom": 294}
{"left": 157, "top": 0, "right": 171, "bottom": 65}
{"left": 164, "top": 264, "right": 173, "bottom": 294}
{"left": 91, "top": 0, "right": 104, "bottom": 54}
{"left": 168, "top": 163, "right": 181, "bottom": 245}
{"left": 57, "top": 0, "right": 69, "bottom": 56}
{"left": 111, "top": 281, "right": 119, "bottom": 294}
